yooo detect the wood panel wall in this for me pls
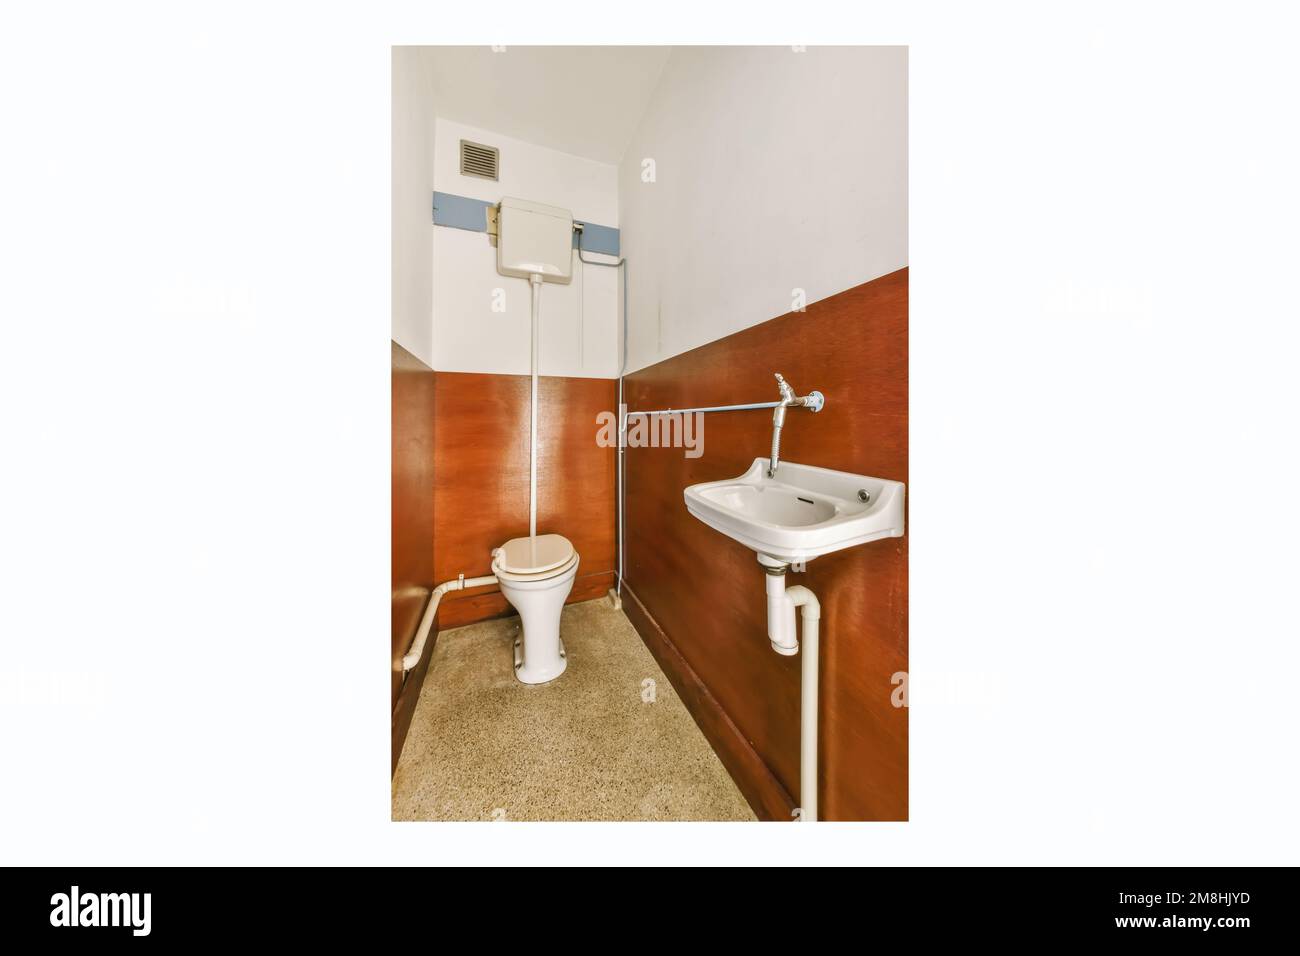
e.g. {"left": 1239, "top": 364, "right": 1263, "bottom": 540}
{"left": 622, "top": 269, "right": 908, "bottom": 821}
{"left": 433, "top": 371, "right": 617, "bottom": 627}
{"left": 391, "top": 341, "right": 437, "bottom": 773}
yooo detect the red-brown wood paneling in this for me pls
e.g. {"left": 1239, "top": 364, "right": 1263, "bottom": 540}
{"left": 622, "top": 269, "right": 908, "bottom": 821}
{"left": 433, "top": 371, "right": 617, "bottom": 627}
{"left": 391, "top": 341, "right": 437, "bottom": 773}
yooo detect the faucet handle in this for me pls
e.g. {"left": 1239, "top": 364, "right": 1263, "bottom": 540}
{"left": 774, "top": 372, "right": 794, "bottom": 400}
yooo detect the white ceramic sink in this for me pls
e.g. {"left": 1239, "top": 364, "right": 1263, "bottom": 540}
{"left": 684, "top": 458, "right": 905, "bottom": 563}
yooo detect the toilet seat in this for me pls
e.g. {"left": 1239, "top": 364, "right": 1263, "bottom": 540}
{"left": 493, "top": 534, "right": 576, "bottom": 580}
{"left": 493, "top": 551, "right": 579, "bottom": 583}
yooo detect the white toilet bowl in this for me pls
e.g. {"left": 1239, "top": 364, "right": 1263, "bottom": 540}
{"left": 492, "top": 534, "right": 579, "bottom": 684}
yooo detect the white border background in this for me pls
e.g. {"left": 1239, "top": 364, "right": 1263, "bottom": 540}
{"left": 1, "top": 1, "right": 1297, "bottom": 865}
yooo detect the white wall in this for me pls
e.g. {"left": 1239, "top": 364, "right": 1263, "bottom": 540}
{"left": 390, "top": 47, "right": 436, "bottom": 367}
{"left": 432, "top": 118, "right": 621, "bottom": 378}
{"left": 618, "top": 47, "right": 908, "bottom": 372}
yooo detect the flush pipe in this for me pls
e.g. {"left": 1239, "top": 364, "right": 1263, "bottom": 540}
{"left": 529, "top": 272, "right": 543, "bottom": 539}
{"left": 398, "top": 572, "right": 499, "bottom": 675}
{"left": 763, "top": 560, "right": 822, "bottom": 822}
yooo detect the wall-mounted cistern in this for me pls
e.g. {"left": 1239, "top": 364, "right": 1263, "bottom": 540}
{"left": 768, "top": 373, "right": 824, "bottom": 478}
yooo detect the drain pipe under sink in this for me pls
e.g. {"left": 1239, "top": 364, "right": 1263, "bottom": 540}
{"left": 762, "top": 556, "right": 822, "bottom": 822}
{"left": 398, "top": 572, "right": 498, "bottom": 675}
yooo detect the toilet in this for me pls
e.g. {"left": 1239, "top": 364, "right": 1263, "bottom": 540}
{"left": 492, "top": 533, "right": 579, "bottom": 684}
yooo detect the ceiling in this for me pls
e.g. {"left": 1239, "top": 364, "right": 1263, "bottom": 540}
{"left": 422, "top": 46, "right": 672, "bottom": 165}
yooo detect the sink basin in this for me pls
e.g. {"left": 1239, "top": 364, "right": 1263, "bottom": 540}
{"left": 684, "top": 458, "right": 905, "bottom": 563}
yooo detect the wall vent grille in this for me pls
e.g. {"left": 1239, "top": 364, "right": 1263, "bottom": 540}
{"left": 459, "top": 139, "right": 499, "bottom": 181}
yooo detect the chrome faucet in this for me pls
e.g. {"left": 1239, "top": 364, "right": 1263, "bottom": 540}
{"left": 768, "top": 373, "right": 824, "bottom": 478}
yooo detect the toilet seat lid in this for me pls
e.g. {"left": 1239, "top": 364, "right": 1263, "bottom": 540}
{"left": 494, "top": 534, "right": 575, "bottom": 575}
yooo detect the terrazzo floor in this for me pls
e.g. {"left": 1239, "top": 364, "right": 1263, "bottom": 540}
{"left": 391, "top": 598, "right": 756, "bottom": 821}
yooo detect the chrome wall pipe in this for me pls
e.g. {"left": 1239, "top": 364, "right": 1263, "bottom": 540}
{"left": 625, "top": 373, "right": 824, "bottom": 425}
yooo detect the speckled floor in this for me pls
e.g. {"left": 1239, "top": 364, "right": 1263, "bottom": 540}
{"left": 392, "top": 598, "right": 755, "bottom": 821}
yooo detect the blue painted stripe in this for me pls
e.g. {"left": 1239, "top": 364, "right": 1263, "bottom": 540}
{"left": 432, "top": 191, "right": 494, "bottom": 231}
{"left": 574, "top": 220, "right": 619, "bottom": 257}
{"left": 431, "top": 191, "right": 620, "bottom": 258}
